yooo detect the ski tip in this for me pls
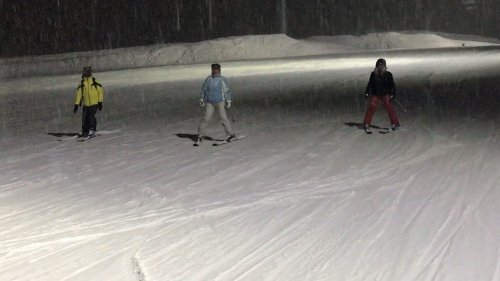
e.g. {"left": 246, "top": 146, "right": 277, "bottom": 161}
{"left": 96, "top": 129, "right": 121, "bottom": 135}
{"left": 78, "top": 135, "right": 98, "bottom": 142}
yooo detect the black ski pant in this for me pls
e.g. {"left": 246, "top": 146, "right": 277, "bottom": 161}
{"left": 82, "top": 105, "right": 98, "bottom": 135}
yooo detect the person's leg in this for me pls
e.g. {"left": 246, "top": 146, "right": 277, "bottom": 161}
{"left": 383, "top": 96, "right": 400, "bottom": 126}
{"left": 198, "top": 103, "right": 215, "bottom": 137}
{"left": 216, "top": 102, "right": 234, "bottom": 136}
{"left": 82, "top": 106, "right": 90, "bottom": 136}
{"left": 363, "top": 96, "right": 380, "bottom": 126}
{"left": 90, "top": 105, "right": 98, "bottom": 133}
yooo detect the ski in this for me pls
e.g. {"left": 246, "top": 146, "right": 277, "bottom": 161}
{"left": 193, "top": 136, "right": 227, "bottom": 146}
{"left": 78, "top": 134, "right": 99, "bottom": 142}
{"left": 379, "top": 126, "right": 401, "bottom": 134}
{"left": 352, "top": 124, "right": 397, "bottom": 134}
{"left": 57, "top": 135, "right": 80, "bottom": 142}
{"left": 77, "top": 129, "right": 121, "bottom": 142}
{"left": 53, "top": 129, "right": 120, "bottom": 142}
{"left": 213, "top": 135, "right": 246, "bottom": 146}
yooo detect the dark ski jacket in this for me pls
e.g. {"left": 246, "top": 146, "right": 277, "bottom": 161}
{"left": 365, "top": 70, "right": 396, "bottom": 97}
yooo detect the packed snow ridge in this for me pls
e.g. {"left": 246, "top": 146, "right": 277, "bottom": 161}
{"left": 1, "top": 31, "right": 498, "bottom": 79}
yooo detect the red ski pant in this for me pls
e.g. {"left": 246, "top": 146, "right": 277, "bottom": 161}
{"left": 363, "top": 95, "right": 400, "bottom": 126}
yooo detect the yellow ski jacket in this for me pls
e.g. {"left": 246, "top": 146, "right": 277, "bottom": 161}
{"left": 75, "top": 77, "right": 104, "bottom": 106}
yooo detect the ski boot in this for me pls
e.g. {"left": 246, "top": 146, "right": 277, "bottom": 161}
{"left": 391, "top": 124, "right": 400, "bottom": 131}
{"left": 194, "top": 135, "right": 203, "bottom": 146}
{"left": 364, "top": 124, "right": 372, "bottom": 134}
{"left": 226, "top": 134, "right": 237, "bottom": 142}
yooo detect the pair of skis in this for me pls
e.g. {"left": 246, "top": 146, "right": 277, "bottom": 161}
{"left": 361, "top": 125, "right": 398, "bottom": 135}
{"left": 54, "top": 129, "right": 121, "bottom": 142}
{"left": 56, "top": 133, "right": 99, "bottom": 142}
{"left": 77, "top": 134, "right": 99, "bottom": 142}
{"left": 194, "top": 135, "right": 246, "bottom": 146}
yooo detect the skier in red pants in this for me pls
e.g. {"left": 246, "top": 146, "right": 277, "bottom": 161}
{"left": 363, "top": 58, "right": 400, "bottom": 133}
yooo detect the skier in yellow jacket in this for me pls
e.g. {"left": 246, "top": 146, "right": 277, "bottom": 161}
{"left": 74, "top": 66, "right": 104, "bottom": 138}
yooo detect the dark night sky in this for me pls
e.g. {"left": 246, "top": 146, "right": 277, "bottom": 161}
{"left": 1, "top": 0, "right": 499, "bottom": 57}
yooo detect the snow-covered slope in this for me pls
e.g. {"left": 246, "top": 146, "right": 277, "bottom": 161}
{"left": 0, "top": 33, "right": 499, "bottom": 281}
{"left": 1, "top": 77, "right": 499, "bottom": 281}
{"left": 1, "top": 32, "right": 499, "bottom": 79}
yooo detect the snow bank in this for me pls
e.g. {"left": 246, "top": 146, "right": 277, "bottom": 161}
{"left": 1, "top": 32, "right": 498, "bottom": 79}
{"left": 308, "top": 31, "right": 500, "bottom": 50}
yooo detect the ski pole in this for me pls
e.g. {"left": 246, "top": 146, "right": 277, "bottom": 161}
{"left": 227, "top": 108, "right": 236, "bottom": 123}
{"left": 394, "top": 99, "right": 407, "bottom": 113}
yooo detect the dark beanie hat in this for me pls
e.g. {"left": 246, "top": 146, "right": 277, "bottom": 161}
{"left": 376, "top": 58, "right": 386, "bottom": 67}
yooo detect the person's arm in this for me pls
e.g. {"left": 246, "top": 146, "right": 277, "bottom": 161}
{"left": 388, "top": 72, "right": 396, "bottom": 99}
{"left": 75, "top": 86, "right": 82, "bottom": 105}
{"left": 221, "top": 77, "right": 232, "bottom": 102}
{"left": 97, "top": 83, "right": 104, "bottom": 110}
{"left": 97, "top": 84, "right": 104, "bottom": 103}
{"left": 74, "top": 85, "right": 82, "bottom": 113}
{"left": 199, "top": 77, "right": 209, "bottom": 106}
{"left": 365, "top": 72, "right": 374, "bottom": 98}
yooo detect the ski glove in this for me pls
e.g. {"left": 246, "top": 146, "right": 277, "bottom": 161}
{"left": 389, "top": 89, "right": 396, "bottom": 100}
{"left": 73, "top": 104, "right": 79, "bottom": 114}
{"left": 98, "top": 102, "right": 103, "bottom": 111}
{"left": 226, "top": 101, "right": 231, "bottom": 109}
{"left": 199, "top": 99, "right": 205, "bottom": 107}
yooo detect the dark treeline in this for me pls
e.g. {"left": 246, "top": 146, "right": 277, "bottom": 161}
{"left": 1, "top": 0, "right": 499, "bottom": 57}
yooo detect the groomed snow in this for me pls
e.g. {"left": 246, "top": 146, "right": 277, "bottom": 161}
{"left": 1, "top": 33, "right": 499, "bottom": 281}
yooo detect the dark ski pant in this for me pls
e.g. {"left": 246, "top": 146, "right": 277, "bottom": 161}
{"left": 363, "top": 95, "right": 400, "bottom": 126}
{"left": 82, "top": 105, "right": 98, "bottom": 135}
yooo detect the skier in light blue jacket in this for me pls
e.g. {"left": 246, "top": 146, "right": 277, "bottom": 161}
{"left": 197, "top": 63, "right": 236, "bottom": 143}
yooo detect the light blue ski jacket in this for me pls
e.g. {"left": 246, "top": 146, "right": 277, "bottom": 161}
{"left": 200, "top": 74, "right": 232, "bottom": 104}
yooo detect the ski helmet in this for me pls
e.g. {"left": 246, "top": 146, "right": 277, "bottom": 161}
{"left": 211, "top": 63, "right": 221, "bottom": 70}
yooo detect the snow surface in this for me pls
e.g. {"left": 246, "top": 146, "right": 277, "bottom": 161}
{"left": 1, "top": 33, "right": 500, "bottom": 281}
{"left": 1, "top": 31, "right": 499, "bottom": 79}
